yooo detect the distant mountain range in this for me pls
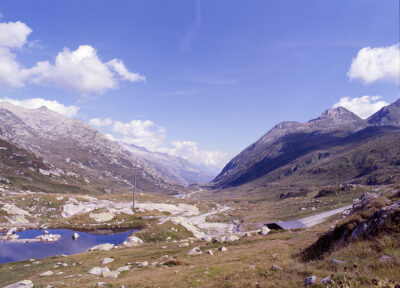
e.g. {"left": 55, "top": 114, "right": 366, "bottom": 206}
{"left": 0, "top": 102, "right": 215, "bottom": 194}
{"left": 118, "top": 142, "right": 215, "bottom": 186}
{"left": 211, "top": 99, "right": 400, "bottom": 189}
{"left": 2, "top": 99, "right": 399, "bottom": 195}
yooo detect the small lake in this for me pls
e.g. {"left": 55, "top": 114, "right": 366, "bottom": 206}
{"left": 0, "top": 228, "right": 137, "bottom": 264}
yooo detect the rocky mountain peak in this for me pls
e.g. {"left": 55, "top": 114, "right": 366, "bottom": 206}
{"left": 368, "top": 98, "right": 400, "bottom": 126}
{"left": 319, "top": 107, "right": 357, "bottom": 119}
{"left": 308, "top": 106, "right": 366, "bottom": 132}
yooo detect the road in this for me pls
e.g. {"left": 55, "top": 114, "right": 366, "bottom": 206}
{"left": 298, "top": 205, "right": 353, "bottom": 227}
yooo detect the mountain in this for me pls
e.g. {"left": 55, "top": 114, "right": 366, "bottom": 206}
{"left": 0, "top": 102, "right": 181, "bottom": 194}
{"left": 118, "top": 142, "right": 215, "bottom": 186}
{"left": 0, "top": 137, "right": 98, "bottom": 194}
{"left": 211, "top": 100, "right": 400, "bottom": 189}
{"left": 212, "top": 107, "right": 367, "bottom": 187}
{"left": 368, "top": 98, "right": 400, "bottom": 126}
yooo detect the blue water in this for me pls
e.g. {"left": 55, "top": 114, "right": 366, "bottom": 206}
{"left": 0, "top": 229, "right": 137, "bottom": 264}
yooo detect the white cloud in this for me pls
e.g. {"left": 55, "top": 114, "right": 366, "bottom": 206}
{"left": 112, "top": 120, "right": 166, "bottom": 150}
{"left": 105, "top": 134, "right": 116, "bottom": 141}
{"left": 347, "top": 43, "right": 400, "bottom": 84}
{"left": 333, "top": 96, "right": 389, "bottom": 119}
{"left": 158, "top": 141, "right": 229, "bottom": 169}
{"left": 88, "top": 117, "right": 113, "bottom": 127}
{"left": 0, "top": 21, "right": 145, "bottom": 94}
{"left": 27, "top": 45, "right": 146, "bottom": 94}
{"left": 93, "top": 116, "right": 228, "bottom": 168}
{"left": 107, "top": 59, "right": 146, "bottom": 82}
{"left": 0, "top": 21, "right": 33, "bottom": 88}
{"left": 0, "top": 97, "right": 79, "bottom": 117}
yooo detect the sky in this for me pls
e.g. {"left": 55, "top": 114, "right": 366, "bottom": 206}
{"left": 0, "top": 0, "right": 399, "bottom": 170}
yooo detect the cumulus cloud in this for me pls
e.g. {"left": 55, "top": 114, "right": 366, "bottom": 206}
{"left": 347, "top": 43, "right": 400, "bottom": 84}
{"left": 107, "top": 59, "right": 146, "bottom": 82}
{"left": 112, "top": 120, "right": 166, "bottom": 150}
{"left": 0, "top": 97, "right": 79, "bottom": 117}
{"left": 0, "top": 21, "right": 145, "bottom": 94}
{"left": 0, "top": 21, "right": 33, "bottom": 88}
{"left": 88, "top": 117, "right": 113, "bottom": 127}
{"left": 0, "top": 21, "right": 31, "bottom": 48}
{"left": 158, "top": 141, "right": 229, "bottom": 169}
{"left": 333, "top": 96, "right": 389, "bottom": 119}
{"left": 92, "top": 116, "right": 228, "bottom": 168}
{"left": 28, "top": 45, "right": 146, "bottom": 94}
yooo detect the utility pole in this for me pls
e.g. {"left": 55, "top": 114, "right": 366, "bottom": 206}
{"left": 132, "top": 167, "right": 140, "bottom": 209}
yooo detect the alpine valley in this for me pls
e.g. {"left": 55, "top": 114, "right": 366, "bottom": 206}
{"left": 0, "top": 99, "right": 399, "bottom": 288}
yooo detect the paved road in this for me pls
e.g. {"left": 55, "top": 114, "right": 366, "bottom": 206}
{"left": 298, "top": 205, "right": 353, "bottom": 227}
{"left": 188, "top": 206, "right": 230, "bottom": 225}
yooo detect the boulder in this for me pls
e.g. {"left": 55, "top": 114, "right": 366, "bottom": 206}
{"left": 225, "top": 235, "right": 240, "bottom": 242}
{"left": 120, "top": 235, "right": 144, "bottom": 247}
{"left": 3, "top": 280, "right": 34, "bottom": 288}
{"left": 88, "top": 243, "right": 114, "bottom": 251}
{"left": 72, "top": 232, "right": 79, "bottom": 240}
{"left": 40, "top": 271, "right": 54, "bottom": 277}
{"left": 187, "top": 247, "right": 202, "bottom": 256}
{"left": 271, "top": 265, "right": 282, "bottom": 271}
{"left": 138, "top": 261, "right": 148, "bottom": 268}
{"left": 304, "top": 276, "right": 317, "bottom": 286}
{"left": 102, "top": 270, "right": 120, "bottom": 279}
{"left": 89, "top": 266, "right": 110, "bottom": 276}
{"left": 100, "top": 257, "right": 114, "bottom": 265}
{"left": 35, "top": 234, "right": 61, "bottom": 242}
{"left": 330, "top": 259, "right": 346, "bottom": 265}
{"left": 206, "top": 249, "right": 213, "bottom": 255}
{"left": 218, "top": 246, "right": 227, "bottom": 252}
{"left": 116, "top": 265, "right": 131, "bottom": 272}
{"left": 322, "top": 276, "right": 331, "bottom": 284}
{"left": 260, "top": 226, "right": 270, "bottom": 235}
{"left": 179, "top": 242, "right": 189, "bottom": 248}
{"left": 5, "top": 227, "right": 17, "bottom": 236}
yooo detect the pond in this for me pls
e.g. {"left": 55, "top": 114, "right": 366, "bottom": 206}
{"left": 0, "top": 228, "right": 137, "bottom": 264}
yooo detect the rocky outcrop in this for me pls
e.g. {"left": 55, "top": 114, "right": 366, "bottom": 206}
{"left": 302, "top": 200, "right": 400, "bottom": 260}
{"left": 87, "top": 243, "right": 114, "bottom": 251}
{"left": 350, "top": 200, "right": 400, "bottom": 241}
{"left": 119, "top": 235, "right": 143, "bottom": 247}
{"left": 187, "top": 247, "right": 202, "bottom": 256}
{"left": 3, "top": 280, "right": 34, "bottom": 288}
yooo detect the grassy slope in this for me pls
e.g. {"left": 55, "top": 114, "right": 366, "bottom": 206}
{"left": 0, "top": 216, "right": 398, "bottom": 287}
{"left": 0, "top": 138, "right": 106, "bottom": 195}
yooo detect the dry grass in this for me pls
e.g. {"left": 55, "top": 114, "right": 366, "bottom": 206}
{"left": 0, "top": 219, "right": 399, "bottom": 287}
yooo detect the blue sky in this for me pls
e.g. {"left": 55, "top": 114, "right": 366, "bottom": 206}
{"left": 0, "top": 0, "right": 398, "bottom": 169}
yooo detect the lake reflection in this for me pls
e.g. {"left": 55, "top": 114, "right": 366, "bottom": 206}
{"left": 0, "top": 228, "right": 136, "bottom": 264}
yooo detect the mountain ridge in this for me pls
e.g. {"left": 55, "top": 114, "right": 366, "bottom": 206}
{"left": 0, "top": 102, "right": 181, "bottom": 194}
{"left": 211, "top": 100, "right": 400, "bottom": 189}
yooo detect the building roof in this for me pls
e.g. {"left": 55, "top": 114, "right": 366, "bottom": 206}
{"left": 266, "top": 220, "right": 307, "bottom": 230}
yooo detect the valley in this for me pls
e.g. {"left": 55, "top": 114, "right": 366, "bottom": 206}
{"left": 0, "top": 99, "right": 399, "bottom": 287}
